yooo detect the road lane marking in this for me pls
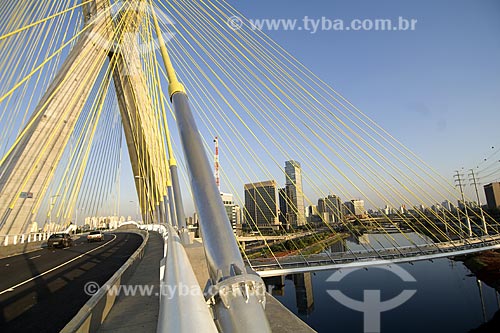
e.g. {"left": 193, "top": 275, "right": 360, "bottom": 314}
{"left": 0, "top": 247, "right": 44, "bottom": 260}
{"left": 29, "top": 255, "right": 41, "bottom": 259}
{"left": 0, "top": 234, "right": 117, "bottom": 295}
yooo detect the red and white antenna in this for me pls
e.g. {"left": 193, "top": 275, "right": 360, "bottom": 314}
{"left": 214, "top": 136, "right": 220, "bottom": 192}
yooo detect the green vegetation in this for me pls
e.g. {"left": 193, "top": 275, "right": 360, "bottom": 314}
{"left": 244, "top": 231, "right": 348, "bottom": 259}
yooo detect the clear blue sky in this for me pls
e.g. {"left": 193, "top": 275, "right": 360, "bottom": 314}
{"left": 231, "top": 0, "right": 500, "bottom": 171}
{"left": 120, "top": 0, "right": 500, "bottom": 217}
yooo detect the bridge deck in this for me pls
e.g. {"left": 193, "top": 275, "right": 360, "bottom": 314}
{"left": 98, "top": 232, "right": 163, "bottom": 333}
{"left": 97, "top": 233, "right": 315, "bottom": 332}
{"left": 0, "top": 232, "right": 142, "bottom": 332}
{"left": 184, "top": 239, "right": 316, "bottom": 333}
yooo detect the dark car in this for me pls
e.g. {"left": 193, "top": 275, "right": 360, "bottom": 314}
{"left": 47, "top": 233, "right": 73, "bottom": 248}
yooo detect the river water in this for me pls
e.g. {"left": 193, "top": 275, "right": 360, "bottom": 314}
{"left": 264, "top": 233, "right": 500, "bottom": 332}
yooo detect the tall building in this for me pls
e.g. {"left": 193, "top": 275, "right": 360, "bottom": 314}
{"left": 344, "top": 201, "right": 355, "bottom": 217}
{"left": 284, "top": 160, "right": 306, "bottom": 227}
{"left": 307, "top": 205, "right": 318, "bottom": 217}
{"left": 317, "top": 195, "right": 343, "bottom": 223}
{"left": 484, "top": 182, "right": 500, "bottom": 209}
{"left": 458, "top": 200, "right": 479, "bottom": 210}
{"left": 352, "top": 199, "right": 365, "bottom": 216}
{"left": 344, "top": 200, "right": 365, "bottom": 217}
{"left": 441, "top": 200, "right": 455, "bottom": 211}
{"left": 244, "top": 181, "right": 280, "bottom": 230}
{"left": 220, "top": 192, "right": 241, "bottom": 233}
{"left": 317, "top": 198, "right": 326, "bottom": 215}
{"left": 316, "top": 198, "right": 330, "bottom": 223}
{"left": 278, "top": 187, "right": 288, "bottom": 225}
{"left": 419, "top": 204, "right": 426, "bottom": 213}
{"left": 325, "top": 194, "right": 343, "bottom": 223}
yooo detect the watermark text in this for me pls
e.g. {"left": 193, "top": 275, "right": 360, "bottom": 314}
{"left": 228, "top": 16, "right": 418, "bottom": 33}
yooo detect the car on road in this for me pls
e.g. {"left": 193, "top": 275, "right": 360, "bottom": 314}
{"left": 87, "top": 230, "right": 104, "bottom": 242}
{"left": 47, "top": 233, "right": 73, "bottom": 249}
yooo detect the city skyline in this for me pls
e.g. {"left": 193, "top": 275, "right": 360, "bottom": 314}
{"left": 116, "top": 0, "right": 500, "bottom": 218}
{"left": 3, "top": 1, "right": 497, "bottom": 223}
{"left": 221, "top": 158, "right": 499, "bottom": 231}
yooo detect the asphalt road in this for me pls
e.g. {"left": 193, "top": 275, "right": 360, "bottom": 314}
{"left": 0, "top": 232, "right": 142, "bottom": 333}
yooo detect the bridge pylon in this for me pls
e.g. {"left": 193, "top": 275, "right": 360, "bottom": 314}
{"left": 0, "top": 0, "right": 170, "bottom": 234}
{"left": 0, "top": 0, "right": 115, "bottom": 234}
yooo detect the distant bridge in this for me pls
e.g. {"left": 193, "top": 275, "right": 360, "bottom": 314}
{"left": 249, "top": 234, "right": 500, "bottom": 277}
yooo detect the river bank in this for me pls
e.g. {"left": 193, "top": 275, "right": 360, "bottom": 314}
{"left": 460, "top": 250, "right": 500, "bottom": 332}
{"left": 461, "top": 250, "right": 500, "bottom": 292}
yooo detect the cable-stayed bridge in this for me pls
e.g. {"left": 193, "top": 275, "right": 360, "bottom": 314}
{"left": 0, "top": 1, "right": 499, "bottom": 332}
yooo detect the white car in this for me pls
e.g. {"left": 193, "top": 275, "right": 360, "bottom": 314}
{"left": 87, "top": 230, "right": 104, "bottom": 242}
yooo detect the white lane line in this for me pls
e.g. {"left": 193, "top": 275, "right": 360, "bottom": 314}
{"left": 1, "top": 247, "right": 44, "bottom": 260}
{"left": 29, "top": 255, "right": 41, "bottom": 260}
{"left": 0, "top": 234, "right": 117, "bottom": 295}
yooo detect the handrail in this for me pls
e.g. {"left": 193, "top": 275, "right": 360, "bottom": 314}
{"left": 156, "top": 224, "right": 218, "bottom": 333}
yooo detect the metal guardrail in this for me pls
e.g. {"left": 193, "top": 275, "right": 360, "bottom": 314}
{"left": 140, "top": 222, "right": 273, "bottom": 332}
{"left": 155, "top": 224, "right": 218, "bottom": 333}
{"left": 61, "top": 229, "right": 149, "bottom": 333}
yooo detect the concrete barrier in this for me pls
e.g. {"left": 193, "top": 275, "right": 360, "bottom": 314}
{"left": 60, "top": 230, "right": 149, "bottom": 333}
{"left": 0, "top": 240, "right": 47, "bottom": 259}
